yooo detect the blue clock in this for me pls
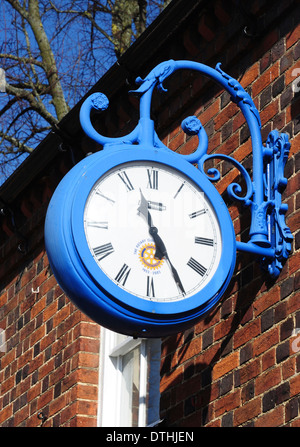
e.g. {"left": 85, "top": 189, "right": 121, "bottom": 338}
{"left": 45, "top": 145, "right": 236, "bottom": 338}
{"left": 45, "top": 58, "right": 293, "bottom": 337}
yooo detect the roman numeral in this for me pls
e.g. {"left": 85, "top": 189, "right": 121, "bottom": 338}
{"left": 187, "top": 257, "right": 207, "bottom": 276}
{"left": 147, "top": 169, "right": 158, "bottom": 190}
{"left": 93, "top": 243, "right": 114, "bottom": 261}
{"left": 87, "top": 221, "right": 108, "bottom": 229}
{"left": 118, "top": 171, "right": 134, "bottom": 191}
{"left": 96, "top": 191, "right": 115, "bottom": 203}
{"left": 189, "top": 209, "right": 206, "bottom": 219}
{"left": 174, "top": 183, "right": 184, "bottom": 199}
{"left": 147, "top": 201, "right": 166, "bottom": 211}
{"left": 195, "top": 237, "right": 214, "bottom": 246}
{"left": 146, "top": 276, "right": 155, "bottom": 298}
{"left": 115, "top": 264, "right": 131, "bottom": 286}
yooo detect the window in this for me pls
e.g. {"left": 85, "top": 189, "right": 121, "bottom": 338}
{"left": 98, "top": 328, "right": 161, "bottom": 427}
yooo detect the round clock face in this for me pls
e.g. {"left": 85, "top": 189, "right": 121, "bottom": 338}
{"left": 83, "top": 160, "right": 222, "bottom": 303}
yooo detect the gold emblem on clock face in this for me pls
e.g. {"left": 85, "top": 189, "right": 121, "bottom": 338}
{"left": 138, "top": 243, "right": 165, "bottom": 270}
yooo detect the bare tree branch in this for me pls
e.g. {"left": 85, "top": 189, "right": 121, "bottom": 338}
{"left": 0, "top": 0, "right": 168, "bottom": 179}
{"left": 0, "top": 53, "right": 44, "bottom": 68}
{"left": 27, "top": 0, "right": 69, "bottom": 120}
{"left": 5, "top": 83, "right": 59, "bottom": 126}
{"left": 0, "top": 131, "right": 34, "bottom": 154}
{"left": 4, "top": 0, "right": 29, "bottom": 19}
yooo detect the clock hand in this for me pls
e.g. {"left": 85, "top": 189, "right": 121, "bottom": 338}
{"left": 137, "top": 189, "right": 165, "bottom": 259}
{"left": 137, "top": 190, "right": 185, "bottom": 295}
{"left": 137, "top": 188, "right": 150, "bottom": 222}
{"left": 149, "top": 227, "right": 185, "bottom": 295}
{"left": 151, "top": 232, "right": 186, "bottom": 295}
{"left": 136, "top": 190, "right": 166, "bottom": 218}
{"left": 148, "top": 226, "right": 167, "bottom": 261}
{"left": 164, "top": 255, "right": 186, "bottom": 296}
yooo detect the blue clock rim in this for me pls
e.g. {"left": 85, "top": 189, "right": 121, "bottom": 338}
{"left": 70, "top": 146, "right": 236, "bottom": 316}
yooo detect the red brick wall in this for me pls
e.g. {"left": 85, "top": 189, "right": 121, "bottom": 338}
{"left": 158, "top": 3, "right": 300, "bottom": 427}
{"left": 0, "top": 0, "right": 299, "bottom": 428}
{"left": 0, "top": 188, "right": 100, "bottom": 427}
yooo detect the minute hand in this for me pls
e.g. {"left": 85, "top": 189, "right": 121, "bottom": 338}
{"left": 137, "top": 189, "right": 165, "bottom": 259}
{"left": 164, "top": 254, "right": 186, "bottom": 296}
{"left": 149, "top": 226, "right": 185, "bottom": 295}
{"left": 137, "top": 190, "right": 185, "bottom": 295}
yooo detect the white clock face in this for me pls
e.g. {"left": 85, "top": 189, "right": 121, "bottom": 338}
{"left": 83, "top": 161, "right": 222, "bottom": 302}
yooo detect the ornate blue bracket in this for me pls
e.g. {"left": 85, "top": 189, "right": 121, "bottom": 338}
{"left": 80, "top": 60, "right": 293, "bottom": 278}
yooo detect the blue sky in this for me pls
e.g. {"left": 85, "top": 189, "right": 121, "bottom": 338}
{"left": 0, "top": 1, "right": 166, "bottom": 182}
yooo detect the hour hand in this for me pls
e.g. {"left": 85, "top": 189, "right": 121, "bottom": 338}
{"left": 137, "top": 189, "right": 152, "bottom": 225}
{"left": 137, "top": 190, "right": 185, "bottom": 295}
{"left": 137, "top": 189, "right": 164, "bottom": 259}
{"left": 149, "top": 226, "right": 166, "bottom": 260}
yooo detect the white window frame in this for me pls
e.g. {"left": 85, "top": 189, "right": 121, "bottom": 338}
{"left": 98, "top": 328, "right": 161, "bottom": 427}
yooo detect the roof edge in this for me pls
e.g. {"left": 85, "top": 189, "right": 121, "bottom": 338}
{"left": 0, "top": 0, "right": 205, "bottom": 203}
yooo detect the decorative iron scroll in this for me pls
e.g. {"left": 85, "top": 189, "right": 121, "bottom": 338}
{"left": 80, "top": 60, "right": 293, "bottom": 278}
